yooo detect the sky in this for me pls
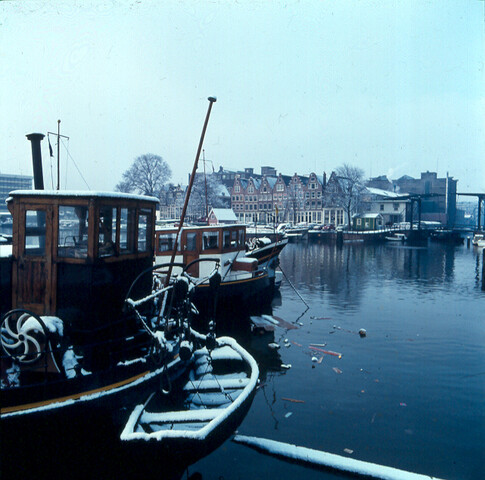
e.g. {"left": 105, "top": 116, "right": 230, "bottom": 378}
{"left": 1, "top": 0, "right": 484, "bottom": 194}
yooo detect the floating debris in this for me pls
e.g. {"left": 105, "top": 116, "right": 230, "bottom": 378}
{"left": 285, "top": 412, "right": 293, "bottom": 418}
{"left": 250, "top": 315, "right": 298, "bottom": 332}
{"left": 291, "top": 341, "right": 302, "bottom": 347}
{"left": 332, "top": 367, "right": 343, "bottom": 374}
{"left": 310, "top": 316, "right": 332, "bottom": 320}
{"left": 309, "top": 343, "right": 327, "bottom": 347}
{"left": 309, "top": 346, "right": 342, "bottom": 358}
{"left": 311, "top": 356, "right": 318, "bottom": 362}
{"left": 317, "top": 356, "right": 324, "bottom": 364}
{"left": 359, "top": 328, "right": 367, "bottom": 337}
{"left": 344, "top": 448, "right": 354, "bottom": 454}
{"left": 268, "top": 342, "right": 280, "bottom": 350}
{"left": 282, "top": 397, "right": 305, "bottom": 403}
{"left": 281, "top": 364, "right": 292, "bottom": 369}
{"left": 400, "top": 402, "right": 407, "bottom": 407}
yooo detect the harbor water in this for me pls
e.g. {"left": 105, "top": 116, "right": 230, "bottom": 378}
{"left": 3, "top": 235, "right": 483, "bottom": 479}
{"left": 190, "top": 240, "right": 484, "bottom": 480}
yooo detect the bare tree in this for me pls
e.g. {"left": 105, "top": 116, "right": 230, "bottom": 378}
{"left": 115, "top": 153, "right": 172, "bottom": 197}
{"left": 188, "top": 173, "right": 229, "bottom": 220}
{"left": 325, "top": 164, "right": 365, "bottom": 229}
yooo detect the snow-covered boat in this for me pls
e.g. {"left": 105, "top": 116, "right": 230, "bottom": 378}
{"left": 280, "top": 223, "right": 309, "bottom": 242}
{"left": 154, "top": 224, "right": 275, "bottom": 316}
{"left": 385, "top": 232, "right": 407, "bottom": 242}
{"left": 120, "top": 336, "right": 258, "bottom": 464}
{"left": 0, "top": 131, "right": 228, "bottom": 477}
{"left": 472, "top": 233, "right": 484, "bottom": 246}
{"left": 245, "top": 235, "right": 288, "bottom": 288}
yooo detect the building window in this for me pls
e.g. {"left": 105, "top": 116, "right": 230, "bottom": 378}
{"left": 235, "top": 185, "right": 240, "bottom": 193}
{"left": 380, "top": 204, "right": 384, "bottom": 211}
{"left": 393, "top": 203, "right": 399, "bottom": 211}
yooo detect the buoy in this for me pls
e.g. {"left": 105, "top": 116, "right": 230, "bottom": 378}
{"left": 359, "top": 329, "right": 367, "bottom": 337}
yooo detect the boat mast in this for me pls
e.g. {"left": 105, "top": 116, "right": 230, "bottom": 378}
{"left": 203, "top": 149, "right": 209, "bottom": 223}
{"left": 164, "top": 96, "right": 217, "bottom": 286}
{"left": 47, "top": 120, "right": 69, "bottom": 190}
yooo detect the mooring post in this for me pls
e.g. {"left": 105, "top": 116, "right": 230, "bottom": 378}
{"left": 336, "top": 230, "right": 343, "bottom": 248}
{"left": 482, "top": 248, "right": 485, "bottom": 290}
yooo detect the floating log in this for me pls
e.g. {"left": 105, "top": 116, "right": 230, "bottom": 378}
{"left": 233, "top": 435, "right": 447, "bottom": 480}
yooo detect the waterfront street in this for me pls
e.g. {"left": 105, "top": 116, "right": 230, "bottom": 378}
{"left": 190, "top": 240, "right": 484, "bottom": 480}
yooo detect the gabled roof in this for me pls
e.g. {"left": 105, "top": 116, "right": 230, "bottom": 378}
{"left": 209, "top": 208, "right": 237, "bottom": 221}
{"left": 265, "top": 176, "right": 278, "bottom": 188}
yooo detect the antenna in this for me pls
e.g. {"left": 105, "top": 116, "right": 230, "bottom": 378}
{"left": 47, "top": 120, "right": 69, "bottom": 190}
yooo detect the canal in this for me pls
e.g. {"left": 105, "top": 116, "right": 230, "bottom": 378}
{"left": 190, "top": 240, "right": 484, "bottom": 480}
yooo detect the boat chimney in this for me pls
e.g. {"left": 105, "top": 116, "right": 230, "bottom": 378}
{"left": 26, "top": 133, "right": 45, "bottom": 190}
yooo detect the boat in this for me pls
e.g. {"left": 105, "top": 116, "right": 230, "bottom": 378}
{"left": 154, "top": 223, "right": 274, "bottom": 317}
{"left": 282, "top": 223, "right": 309, "bottom": 242}
{"left": 429, "top": 229, "right": 463, "bottom": 245}
{"left": 0, "top": 187, "right": 222, "bottom": 477}
{"left": 1, "top": 101, "right": 259, "bottom": 476}
{"left": 244, "top": 235, "right": 288, "bottom": 287}
{"left": 120, "top": 335, "right": 258, "bottom": 464}
{"left": 472, "top": 233, "right": 484, "bottom": 246}
{"left": 385, "top": 232, "right": 407, "bottom": 242}
{"left": 245, "top": 224, "right": 282, "bottom": 242}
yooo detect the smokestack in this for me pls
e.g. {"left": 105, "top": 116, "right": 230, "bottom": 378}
{"left": 26, "top": 133, "right": 45, "bottom": 190}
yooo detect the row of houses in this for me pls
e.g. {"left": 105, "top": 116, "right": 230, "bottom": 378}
{"left": 159, "top": 167, "right": 458, "bottom": 228}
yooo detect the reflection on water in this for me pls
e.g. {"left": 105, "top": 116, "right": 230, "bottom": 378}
{"left": 190, "top": 241, "right": 484, "bottom": 480}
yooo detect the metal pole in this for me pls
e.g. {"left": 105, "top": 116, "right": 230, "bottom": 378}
{"left": 57, "top": 119, "right": 61, "bottom": 190}
{"left": 203, "top": 149, "right": 209, "bottom": 222}
{"left": 164, "top": 96, "right": 217, "bottom": 287}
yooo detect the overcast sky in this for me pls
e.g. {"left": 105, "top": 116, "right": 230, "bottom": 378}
{"left": 1, "top": 0, "right": 484, "bottom": 194}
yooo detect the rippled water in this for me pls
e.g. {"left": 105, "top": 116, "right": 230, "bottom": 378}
{"left": 190, "top": 241, "right": 485, "bottom": 480}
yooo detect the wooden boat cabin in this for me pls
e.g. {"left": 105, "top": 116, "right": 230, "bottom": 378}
{"left": 155, "top": 224, "right": 257, "bottom": 278}
{"left": 1, "top": 190, "right": 158, "bottom": 368}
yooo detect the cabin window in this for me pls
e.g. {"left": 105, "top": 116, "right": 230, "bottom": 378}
{"left": 98, "top": 206, "right": 117, "bottom": 257}
{"left": 185, "top": 232, "right": 197, "bottom": 251}
{"left": 238, "top": 229, "right": 245, "bottom": 247}
{"left": 158, "top": 233, "right": 177, "bottom": 252}
{"left": 223, "top": 230, "right": 231, "bottom": 249}
{"left": 202, "top": 231, "right": 219, "bottom": 250}
{"left": 120, "top": 208, "right": 136, "bottom": 253}
{"left": 25, "top": 210, "right": 46, "bottom": 255}
{"left": 138, "top": 210, "right": 152, "bottom": 252}
{"left": 58, "top": 205, "right": 89, "bottom": 258}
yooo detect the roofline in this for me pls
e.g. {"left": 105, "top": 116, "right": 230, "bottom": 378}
{"left": 7, "top": 190, "right": 159, "bottom": 204}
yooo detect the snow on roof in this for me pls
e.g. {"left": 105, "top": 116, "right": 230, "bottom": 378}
{"left": 266, "top": 177, "right": 278, "bottom": 188}
{"left": 364, "top": 187, "right": 403, "bottom": 198}
{"left": 7, "top": 190, "right": 159, "bottom": 203}
{"left": 210, "top": 208, "right": 237, "bottom": 221}
{"left": 353, "top": 213, "right": 383, "bottom": 219}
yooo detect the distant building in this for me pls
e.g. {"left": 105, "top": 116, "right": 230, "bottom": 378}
{"left": 352, "top": 213, "right": 384, "bottom": 231}
{"left": 1, "top": 173, "right": 33, "bottom": 213}
{"left": 361, "top": 187, "right": 408, "bottom": 226}
{"left": 394, "top": 171, "right": 457, "bottom": 226}
{"left": 207, "top": 208, "right": 237, "bottom": 225}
